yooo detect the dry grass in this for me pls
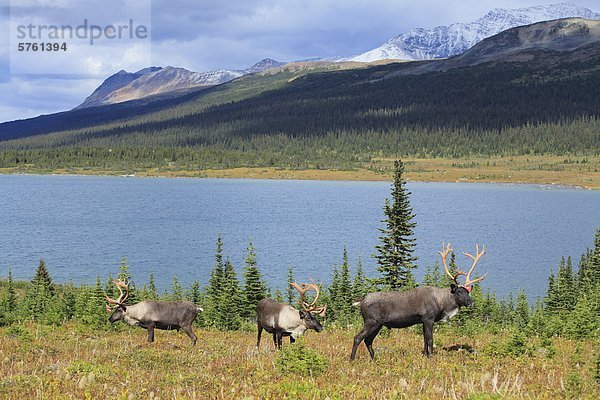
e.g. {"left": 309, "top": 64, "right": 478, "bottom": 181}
{"left": 1, "top": 323, "right": 598, "bottom": 399}
{"left": 2, "top": 155, "right": 599, "bottom": 189}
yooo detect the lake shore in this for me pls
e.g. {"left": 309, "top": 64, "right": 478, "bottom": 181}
{"left": 1, "top": 155, "right": 598, "bottom": 189}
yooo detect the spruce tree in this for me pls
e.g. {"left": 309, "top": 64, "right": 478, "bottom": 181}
{"left": 515, "top": 289, "right": 530, "bottom": 329}
{"left": 147, "top": 273, "right": 158, "bottom": 300}
{"left": 242, "top": 241, "right": 266, "bottom": 319}
{"left": 188, "top": 280, "right": 202, "bottom": 305}
{"left": 219, "top": 259, "right": 242, "bottom": 330}
{"left": 352, "top": 257, "right": 367, "bottom": 300}
{"left": 373, "top": 160, "right": 417, "bottom": 291}
{"left": 285, "top": 266, "right": 295, "bottom": 304}
{"left": 61, "top": 281, "right": 76, "bottom": 321}
{"left": 115, "top": 257, "right": 137, "bottom": 303}
{"left": 33, "top": 258, "right": 54, "bottom": 296}
{"left": 27, "top": 258, "right": 54, "bottom": 321}
{"left": 7, "top": 267, "right": 16, "bottom": 311}
{"left": 337, "top": 246, "right": 353, "bottom": 324}
{"left": 205, "top": 236, "right": 225, "bottom": 326}
{"left": 170, "top": 276, "right": 182, "bottom": 301}
{"left": 274, "top": 289, "right": 284, "bottom": 303}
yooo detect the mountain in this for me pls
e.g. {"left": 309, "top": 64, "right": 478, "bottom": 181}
{"left": 77, "top": 59, "right": 285, "bottom": 109}
{"left": 0, "top": 17, "right": 598, "bottom": 168}
{"left": 386, "top": 18, "right": 600, "bottom": 76}
{"left": 345, "top": 2, "right": 600, "bottom": 62}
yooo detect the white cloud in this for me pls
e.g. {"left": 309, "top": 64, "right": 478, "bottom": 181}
{"left": 1, "top": 0, "right": 600, "bottom": 122}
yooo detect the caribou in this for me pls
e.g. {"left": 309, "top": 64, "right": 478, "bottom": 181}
{"left": 105, "top": 279, "right": 202, "bottom": 345}
{"left": 350, "top": 243, "right": 487, "bottom": 360}
{"left": 256, "top": 280, "right": 327, "bottom": 349}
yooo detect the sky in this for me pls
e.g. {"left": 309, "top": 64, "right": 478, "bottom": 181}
{"left": 0, "top": 0, "right": 598, "bottom": 123}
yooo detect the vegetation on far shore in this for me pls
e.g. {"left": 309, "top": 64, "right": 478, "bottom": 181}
{"left": 2, "top": 154, "right": 599, "bottom": 189}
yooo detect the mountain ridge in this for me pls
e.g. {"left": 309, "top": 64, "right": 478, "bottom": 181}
{"left": 77, "top": 58, "right": 286, "bottom": 109}
{"left": 344, "top": 2, "right": 600, "bottom": 62}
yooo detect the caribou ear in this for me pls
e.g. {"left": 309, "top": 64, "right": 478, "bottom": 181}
{"left": 299, "top": 310, "right": 306, "bottom": 319}
{"left": 450, "top": 284, "right": 457, "bottom": 293}
{"left": 119, "top": 304, "right": 127, "bottom": 312}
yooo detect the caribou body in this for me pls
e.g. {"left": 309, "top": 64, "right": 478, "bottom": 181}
{"left": 106, "top": 280, "right": 202, "bottom": 345}
{"left": 350, "top": 243, "right": 487, "bottom": 360}
{"left": 256, "top": 281, "right": 326, "bottom": 349}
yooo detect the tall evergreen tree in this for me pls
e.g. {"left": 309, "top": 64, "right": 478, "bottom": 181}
{"left": 6, "top": 267, "right": 16, "bottom": 311}
{"left": 242, "top": 241, "right": 267, "bottom": 319}
{"left": 26, "top": 258, "right": 54, "bottom": 321}
{"left": 335, "top": 246, "right": 354, "bottom": 324}
{"left": 219, "top": 259, "right": 242, "bottom": 330}
{"left": 352, "top": 257, "right": 367, "bottom": 300}
{"left": 170, "top": 276, "right": 183, "bottom": 301}
{"left": 372, "top": 160, "right": 417, "bottom": 290}
{"left": 147, "top": 273, "right": 158, "bottom": 300}
{"left": 116, "top": 257, "right": 137, "bottom": 303}
{"left": 187, "top": 280, "right": 202, "bottom": 305}
{"left": 285, "top": 266, "right": 295, "bottom": 304}
{"left": 205, "top": 236, "right": 225, "bottom": 326}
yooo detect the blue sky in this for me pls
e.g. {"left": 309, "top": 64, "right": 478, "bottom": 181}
{"left": 0, "top": 0, "right": 598, "bottom": 123}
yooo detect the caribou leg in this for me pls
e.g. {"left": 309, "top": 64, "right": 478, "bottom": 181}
{"left": 289, "top": 336, "right": 296, "bottom": 344}
{"left": 276, "top": 332, "right": 283, "bottom": 349}
{"left": 350, "top": 320, "right": 380, "bottom": 361}
{"left": 422, "top": 320, "right": 434, "bottom": 356}
{"left": 147, "top": 322, "right": 155, "bottom": 343}
{"left": 181, "top": 324, "right": 197, "bottom": 346}
{"left": 256, "top": 324, "right": 263, "bottom": 348}
{"left": 364, "top": 325, "right": 382, "bottom": 360}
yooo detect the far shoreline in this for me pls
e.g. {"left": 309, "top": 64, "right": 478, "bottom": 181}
{"left": 1, "top": 159, "right": 597, "bottom": 190}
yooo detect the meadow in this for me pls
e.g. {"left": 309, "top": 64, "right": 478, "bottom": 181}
{"left": 1, "top": 322, "right": 598, "bottom": 399}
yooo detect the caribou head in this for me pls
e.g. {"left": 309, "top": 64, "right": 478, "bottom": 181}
{"left": 105, "top": 279, "right": 130, "bottom": 323}
{"left": 439, "top": 243, "right": 487, "bottom": 307}
{"left": 289, "top": 279, "right": 326, "bottom": 332}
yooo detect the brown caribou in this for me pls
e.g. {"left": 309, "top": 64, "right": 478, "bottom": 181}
{"left": 105, "top": 279, "right": 202, "bottom": 345}
{"left": 256, "top": 280, "right": 327, "bottom": 349}
{"left": 350, "top": 243, "right": 487, "bottom": 360}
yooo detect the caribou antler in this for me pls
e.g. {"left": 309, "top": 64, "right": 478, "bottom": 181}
{"left": 290, "top": 279, "right": 327, "bottom": 317}
{"left": 462, "top": 244, "right": 488, "bottom": 287}
{"left": 438, "top": 243, "right": 466, "bottom": 285}
{"left": 438, "top": 243, "right": 487, "bottom": 289}
{"left": 104, "top": 279, "right": 130, "bottom": 313}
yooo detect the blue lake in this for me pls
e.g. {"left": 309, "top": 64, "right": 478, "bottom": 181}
{"left": 0, "top": 174, "right": 598, "bottom": 300}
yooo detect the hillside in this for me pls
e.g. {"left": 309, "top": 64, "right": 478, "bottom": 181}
{"left": 0, "top": 323, "right": 598, "bottom": 399}
{"left": 0, "top": 19, "right": 599, "bottom": 182}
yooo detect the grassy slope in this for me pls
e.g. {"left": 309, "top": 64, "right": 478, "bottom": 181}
{"left": 2, "top": 154, "right": 599, "bottom": 189}
{"left": 1, "top": 323, "right": 597, "bottom": 399}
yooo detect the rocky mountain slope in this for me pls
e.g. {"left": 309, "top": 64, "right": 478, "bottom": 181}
{"left": 345, "top": 2, "right": 600, "bottom": 62}
{"left": 77, "top": 59, "right": 285, "bottom": 109}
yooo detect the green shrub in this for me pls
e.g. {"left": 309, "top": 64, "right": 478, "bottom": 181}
{"left": 5, "top": 325, "right": 32, "bottom": 342}
{"left": 275, "top": 340, "right": 328, "bottom": 377}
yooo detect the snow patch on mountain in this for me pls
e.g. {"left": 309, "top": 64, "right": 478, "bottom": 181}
{"left": 345, "top": 2, "right": 600, "bottom": 62}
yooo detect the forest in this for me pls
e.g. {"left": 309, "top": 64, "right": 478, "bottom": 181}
{"left": 0, "top": 49, "right": 599, "bottom": 173}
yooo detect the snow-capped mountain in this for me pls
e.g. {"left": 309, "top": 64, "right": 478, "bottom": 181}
{"left": 77, "top": 59, "right": 285, "bottom": 109}
{"left": 345, "top": 2, "right": 600, "bottom": 62}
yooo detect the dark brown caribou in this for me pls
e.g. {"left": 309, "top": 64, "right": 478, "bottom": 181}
{"left": 256, "top": 280, "right": 327, "bottom": 349}
{"left": 105, "top": 279, "right": 202, "bottom": 345}
{"left": 350, "top": 243, "right": 487, "bottom": 360}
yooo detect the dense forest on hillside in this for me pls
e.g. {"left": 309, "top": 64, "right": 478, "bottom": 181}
{"left": 1, "top": 52, "right": 599, "bottom": 171}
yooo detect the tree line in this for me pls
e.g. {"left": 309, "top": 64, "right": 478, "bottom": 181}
{"left": 1, "top": 161, "right": 598, "bottom": 341}
{"left": 1, "top": 229, "right": 598, "bottom": 340}
{"left": 1, "top": 54, "right": 599, "bottom": 171}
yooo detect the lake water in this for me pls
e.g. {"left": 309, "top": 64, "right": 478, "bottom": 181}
{"left": 0, "top": 175, "right": 598, "bottom": 300}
